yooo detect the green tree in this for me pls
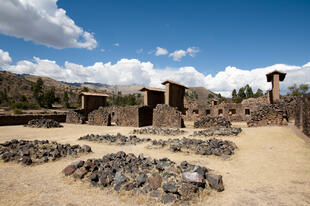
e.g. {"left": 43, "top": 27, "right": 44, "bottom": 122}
{"left": 288, "top": 84, "right": 309, "bottom": 96}
{"left": 237, "top": 87, "right": 246, "bottom": 99}
{"left": 43, "top": 87, "right": 56, "bottom": 108}
{"left": 254, "top": 88, "right": 264, "bottom": 98}
{"left": 63, "top": 91, "right": 69, "bottom": 108}
{"left": 245, "top": 84, "right": 254, "bottom": 98}
{"left": 299, "top": 84, "right": 309, "bottom": 94}
{"left": 82, "top": 87, "right": 89, "bottom": 92}
{"left": 32, "top": 78, "right": 44, "bottom": 106}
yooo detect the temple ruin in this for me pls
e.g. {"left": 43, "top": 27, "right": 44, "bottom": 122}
{"left": 266, "top": 70, "right": 286, "bottom": 104}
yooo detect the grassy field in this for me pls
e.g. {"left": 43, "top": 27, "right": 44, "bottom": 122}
{"left": 0, "top": 123, "right": 310, "bottom": 206}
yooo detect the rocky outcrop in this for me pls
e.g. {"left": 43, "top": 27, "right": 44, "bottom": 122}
{"left": 247, "top": 103, "right": 288, "bottom": 127}
{"left": 194, "top": 116, "right": 231, "bottom": 128}
{"left": 25, "top": 118, "right": 63, "bottom": 128}
{"left": 132, "top": 127, "right": 186, "bottom": 136}
{"left": 63, "top": 152, "right": 224, "bottom": 204}
{"left": 0, "top": 139, "right": 91, "bottom": 165}
{"left": 191, "top": 128, "right": 242, "bottom": 137}
{"left": 79, "top": 133, "right": 151, "bottom": 145}
{"left": 149, "top": 137, "right": 237, "bottom": 157}
{"left": 153, "top": 104, "right": 185, "bottom": 128}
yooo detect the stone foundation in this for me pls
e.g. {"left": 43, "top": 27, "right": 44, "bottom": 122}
{"left": 153, "top": 104, "right": 185, "bottom": 128}
{"left": 0, "top": 114, "right": 66, "bottom": 126}
{"left": 194, "top": 116, "right": 231, "bottom": 128}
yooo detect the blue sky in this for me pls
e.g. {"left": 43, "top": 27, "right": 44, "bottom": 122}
{"left": 0, "top": 0, "right": 309, "bottom": 96}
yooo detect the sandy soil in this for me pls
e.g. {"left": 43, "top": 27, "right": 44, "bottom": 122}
{"left": 0, "top": 123, "right": 310, "bottom": 206}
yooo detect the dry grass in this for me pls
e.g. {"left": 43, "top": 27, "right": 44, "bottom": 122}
{"left": 0, "top": 123, "right": 310, "bottom": 206}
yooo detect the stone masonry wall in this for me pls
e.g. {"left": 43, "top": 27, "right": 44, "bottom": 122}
{"left": 247, "top": 103, "right": 288, "bottom": 127}
{"left": 295, "top": 94, "right": 310, "bottom": 137}
{"left": 88, "top": 107, "right": 111, "bottom": 126}
{"left": 153, "top": 104, "right": 185, "bottom": 128}
{"left": 66, "top": 110, "right": 85, "bottom": 124}
{"left": 0, "top": 114, "right": 66, "bottom": 126}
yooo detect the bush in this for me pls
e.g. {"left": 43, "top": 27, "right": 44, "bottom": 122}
{"left": 10, "top": 101, "right": 39, "bottom": 110}
{"left": 13, "top": 108, "right": 22, "bottom": 114}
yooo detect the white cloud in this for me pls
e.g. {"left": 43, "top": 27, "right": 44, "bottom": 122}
{"left": 114, "top": 43, "right": 120, "bottom": 47}
{"left": 0, "top": 0, "right": 97, "bottom": 50}
{"left": 1, "top": 49, "right": 309, "bottom": 97}
{"left": 136, "top": 48, "right": 143, "bottom": 54}
{"left": 169, "top": 47, "right": 200, "bottom": 61}
{"left": 187, "top": 47, "right": 200, "bottom": 57}
{"left": 169, "top": 50, "right": 187, "bottom": 61}
{"left": 155, "top": 47, "right": 168, "bottom": 56}
{"left": 0, "top": 49, "right": 12, "bottom": 67}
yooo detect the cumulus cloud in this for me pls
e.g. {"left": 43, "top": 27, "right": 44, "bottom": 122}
{"left": 187, "top": 47, "right": 200, "bottom": 57}
{"left": 169, "top": 50, "right": 187, "bottom": 61}
{"left": 0, "top": 0, "right": 97, "bottom": 50}
{"left": 169, "top": 47, "right": 200, "bottom": 61}
{"left": 155, "top": 47, "right": 168, "bottom": 56}
{"left": 1, "top": 49, "right": 309, "bottom": 97}
{"left": 0, "top": 49, "right": 12, "bottom": 67}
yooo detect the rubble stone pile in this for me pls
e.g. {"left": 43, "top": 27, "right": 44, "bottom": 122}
{"left": 66, "top": 111, "right": 85, "bottom": 124}
{"left": 63, "top": 151, "right": 224, "bottom": 204}
{"left": 0, "top": 139, "right": 92, "bottom": 165}
{"left": 192, "top": 128, "right": 242, "bottom": 137}
{"left": 247, "top": 103, "right": 288, "bottom": 127}
{"left": 194, "top": 116, "right": 232, "bottom": 128}
{"left": 79, "top": 133, "right": 151, "bottom": 145}
{"left": 149, "top": 137, "right": 237, "bottom": 157}
{"left": 153, "top": 104, "right": 185, "bottom": 128}
{"left": 88, "top": 107, "right": 111, "bottom": 126}
{"left": 25, "top": 118, "right": 63, "bottom": 128}
{"left": 132, "top": 127, "right": 186, "bottom": 136}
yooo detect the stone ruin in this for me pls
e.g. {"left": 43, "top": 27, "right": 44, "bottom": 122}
{"left": 295, "top": 93, "right": 310, "bottom": 137}
{"left": 25, "top": 118, "right": 63, "bottom": 128}
{"left": 66, "top": 110, "right": 85, "bottom": 124}
{"left": 88, "top": 107, "right": 111, "bottom": 126}
{"left": 153, "top": 104, "right": 185, "bottom": 128}
{"left": 149, "top": 137, "right": 237, "bottom": 158}
{"left": 194, "top": 116, "right": 232, "bottom": 128}
{"left": 79, "top": 133, "right": 151, "bottom": 145}
{"left": 0, "top": 139, "right": 91, "bottom": 165}
{"left": 63, "top": 151, "right": 224, "bottom": 204}
{"left": 191, "top": 128, "right": 242, "bottom": 137}
{"left": 132, "top": 127, "right": 186, "bottom": 136}
{"left": 247, "top": 103, "right": 288, "bottom": 127}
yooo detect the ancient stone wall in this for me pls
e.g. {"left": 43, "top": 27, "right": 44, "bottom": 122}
{"left": 302, "top": 94, "right": 310, "bottom": 137}
{"left": 247, "top": 103, "right": 288, "bottom": 127}
{"left": 0, "top": 114, "right": 66, "bottom": 126}
{"left": 138, "top": 106, "right": 153, "bottom": 127}
{"left": 153, "top": 104, "right": 185, "bottom": 128}
{"left": 88, "top": 107, "right": 111, "bottom": 126}
{"left": 66, "top": 110, "right": 85, "bottom": 124}
{"left": 295, "top": 94, "right": 310, "bottom": 137}
{"left": 194, "top": 116, "right": 231, "bottom": 128}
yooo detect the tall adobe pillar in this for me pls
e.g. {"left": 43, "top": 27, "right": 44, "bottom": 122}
{"left": 266, "top": 70, "right": 286, "bottom": 103}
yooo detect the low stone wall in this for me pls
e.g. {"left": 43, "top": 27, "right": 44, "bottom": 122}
{"left": 153, "top": 104, "right": 185, "bottom": 128}
{"left": 0, "top": 114, "right": 66, "bottom": 126}
{"left": 295, "top": 94, "right": 310, "bottom": 137}
{"left": 194, "top": 116, "right": 231, "bottom": 128}
{"left": 247, "top": 103, "right": 288, "bottom": 127}
{"left": 88, "top": 107, "right": 111, "bottom": 126}
{"left": 66, "top": 110, "right": 85, "bottom": 124}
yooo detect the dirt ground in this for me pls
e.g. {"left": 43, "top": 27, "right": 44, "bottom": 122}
{"left": 0, "top": 123, "right": 310, "bottom": 206}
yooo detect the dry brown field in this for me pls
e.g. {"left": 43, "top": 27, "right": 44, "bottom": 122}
{"left": 0, "top": 122, "right": 310, "bottom": 206}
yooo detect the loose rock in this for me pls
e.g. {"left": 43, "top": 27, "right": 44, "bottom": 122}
{"left": 63, "top": 152, "right": 224, "bottom": 204}
{"left": 0, "top": 139, "right": 91, "bottom": 165}
{"left": 25, "top": 118, "right": 63, "bottom": 128}
{"left": 79, "top": 133, "right": 151, "bottom": 145}
{"left": 132, "top": 127, "right": 186, "bottom": 136}
{"left": 192, "top": 128, "right": 242, "bottom": 137}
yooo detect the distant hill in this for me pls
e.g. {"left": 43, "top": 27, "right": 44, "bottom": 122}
{"left": 187, "top": 87, "right": 218, "bottom": 105}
